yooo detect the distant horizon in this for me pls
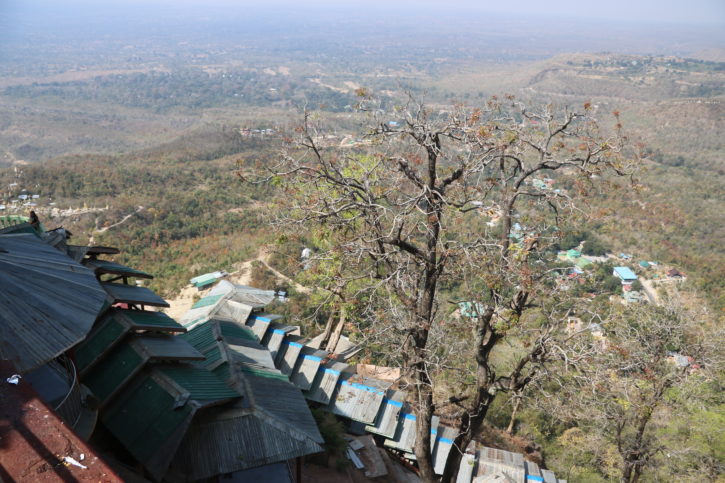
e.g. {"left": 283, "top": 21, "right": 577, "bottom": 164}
{"left": 2, "top": 0, "right": 725, "bottom": 27}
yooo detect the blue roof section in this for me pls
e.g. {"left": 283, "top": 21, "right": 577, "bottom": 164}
{"left": 614, "top": 266, "right": 637, "bottom": 280}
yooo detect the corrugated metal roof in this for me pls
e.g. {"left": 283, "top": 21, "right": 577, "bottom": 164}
{"left": 0, "top": 233, "right": 108, "bottom": 373}
{"left": 365, "top": 389, "right": 406, "bottom": 438}
{"left": 102, "top": 282, "right": 169, "bottom": 308}
{"left": 101, "top": 370, "right": 196, "bottom": 481}
{"left": 541, "top": 469, "right": 558, "bottom": 483}
{"left": 179, "top": 317, "right": 322, "bottom": 448}
{"left": 384, "top": 412, "right": 440, "bottom": 454}
{"left": 192, "top": 294, "right": 224, "bottom": 309}
{"left": 261, "top": 323, "right": 299, "bottom": 359}
{"left": 457, "top": 451, "right": 476, "bottom": 483}
{"left": 84, "top": 259, "right": 153, "bottom": 279}
{"left": 131, "top": 335, "right": 205, "bottom": 361}
{"left": 276, "top": 335, "right": 306, "bottom": 375}
{"left": 290, "top": 347, "right": 327, "bottom": 390}
{"left": 180, "top": 320, "right": 218, "bottom": 351}
{"left": 613, "top": 266, "right": 637, "bottom": 280}
{"left": 86, "top": 246, "right": 120, "bottom": 256}
{"left": 525, "top": 461, "right": 543, "bottom": 482}
{"left": 75, "top": 312, "right": 129, "bottom": 373}
{"left": 477, "top": 447, "right": 526, "bottom": 482}
{"left": 156, "top": 365, "right": 240, "bottom": 404}
{"left": 118, "top": 308, "right": 185, "bottom": 332}
{"left": 0, "top": 360, "right": 123, "bottom": 482}
{"left": 219, "top": 319, "right": 257, "bottom": 341}
{"left": 241, "top": 369, "right": 323, "bottom": 444}
{"left": 329, "top": 372, "right": 391, "bottom": 424}
{"left": 83, "top": 340, "right": 145, "bottom": 405}
{"left": 169, "top": 403, "right": 322, "bottom": 480}
{"left": 433, "top": 426, "right": 458, "bottom": 475}
{"left": 246, "top": 312, "right": 282, "bottom": 340}
{"left": 304, "top": 361, "right": 348, "bottom": 405}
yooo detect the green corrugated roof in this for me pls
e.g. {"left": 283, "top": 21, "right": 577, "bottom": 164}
{"left": 239, "top": 365, "right": 290, "bottom": 382}
{"left": 84, "top": 342, "right": 144, "bottom": 403}
{"left": 191, "top": 273, "right": 220, "bottom": 287}
{"left": 191, "top": 294, "right": 224, "bottom": 309}
{"left": 219, "top": 320, "right": 256, "bottom": 341}
{"left": 200, "top": 346, "right": 223, "bottom": 367}
{"left": 180, "top": 323, "right": 216, "bottom": 350}
{"left": 575, "top": 257, "right": 593, "bottom": 268}
{"left": 102, "top": 374, "right": 193, "bottom": 463}
{"left": 158, "top": 365, "right": 240, "bottom": 402}
{"left": 122, "top": 310, "right": 184, "bottom": 331}
{"left": 75, "top": 316, "right": 128, "bottom": 372}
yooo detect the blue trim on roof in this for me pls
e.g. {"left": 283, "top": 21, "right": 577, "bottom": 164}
{"left": 341, "top": 380, "right": 385, "bottom": 395}
{"left": 527, "top": 476, "right": 544, "bottom": 482}
{"left": 403, "top": 413, "right": 416, "bottom": 421}
{"left": 283, "top": 341, "right": 304, "bottom": 348}
{"left": 431, "top": 428, "right": 437, "bottom": 435}
{"left": 437, "top": 437, "right": 453, "bottom": 444}
{"left": 384, "top": 399, "right": 403, "bottom": 408}
{"left": 272, "top": 329, "right": 286, "bottom": 334}
{"left": 324, "top": 368, "right": 341, "bottom": 375}
{"left": 304, "top": 355, "right": 323, "bottom": 362}
{"left": 250, "top": 315, "right": 272, "bottom": 323}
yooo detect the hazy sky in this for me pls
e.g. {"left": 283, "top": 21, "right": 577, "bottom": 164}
{"left": 2, "top": 0, "right": 724, "bottom": 26}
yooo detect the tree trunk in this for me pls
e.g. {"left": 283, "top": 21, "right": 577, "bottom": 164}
{"left": 317, "top": 308, "right": 336, "bottom": 348}
{"left": 325, "top": 305, "right": 346, "bottom": 353}
{"left": 413, "top": 383, "right": 437, "bottom": 482}
{"left": 506, "top": 395, "right": 522, "bottom": 435}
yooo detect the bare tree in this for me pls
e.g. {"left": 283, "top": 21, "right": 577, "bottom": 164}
{"left": 545, "top": 302, "right": 721, "bottom": 482}
{"left": 251, "top": 94, "right": 636, "bottom": 482}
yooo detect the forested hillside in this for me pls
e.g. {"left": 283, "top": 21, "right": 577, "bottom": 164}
{"left": 0, "top": 5, "right": 722, "bottom": 478}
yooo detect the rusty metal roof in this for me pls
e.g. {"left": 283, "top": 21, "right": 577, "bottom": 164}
{"left": 0, "top": 233, "right": 108, "bottom": 373}
{"left": 0, "top": 360, "right": 122, "bottom": 482}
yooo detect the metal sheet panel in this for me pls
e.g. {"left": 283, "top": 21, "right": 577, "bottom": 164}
{"left": 170, "top": 404, "right": 322, "bottom": 481}
{"left": 215, "top": 300, "right": 253, "bottom": 325}
{"left": 155, "top": 365, "right": 240, "bottom": 404}
{"left": 0, "top": 233, "right": 108, "bottom": 373}
{"left": 83, "top": 340, "right": 145, "bottom": 405}
{"left": 84, "top": 259, "right": 153, "bottom": 279}
{"left": 132, "top": 335, "right": 205, "bottom": 361}
{"left": 525, "top": 461, "right": 543, "bottom": 482}
{"left": 541, "top": 469, "right": 558, "bottom": 483}
{"left": 261, "top": 323, "right": 298, "bottom": 359}
{"left": 457, "top": 452, "right": 477, "bottom": 483}
{"left": 304, "top": 361, "right": 347, "bottom": 404}
{"left": 242, "top": 369, "right": 324, "bottom": 445}
{"left": 384, "top": 412, "right": 439, "bottom": 454}
{"left": 102, "top": 371, "right": 195, "bottom": 481}
{"left": 365, "top": 389, "right": 406, "bottom": 438}
{"left": 329, "top": 373, "right": 390, "bottom": 424}
{"left": 101, "top": 282, "right": 169, "bottom": 308}
{"left": 74, "top": 313, "right": 129, "bottom": 374}
{"left": 290, "top": 348, "right": 327, "bottom": 390}
{"left": 476, "top": 447, "right": 526, "bottom": 483}
{"left": 277, "top": 336, "right": 305, "bottom": 375}
{"left": 116, "top": 308, "right": 185, "bottom": 332}
{"left": 433, "top": 426, "right": 458, "bottom": 475}
{"left": 246, "top": 315, "right": 272, "bottom": 340}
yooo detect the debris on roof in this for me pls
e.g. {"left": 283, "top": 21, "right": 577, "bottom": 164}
{"left": 0, "top": 360, "right": 122, "bottom": 482}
